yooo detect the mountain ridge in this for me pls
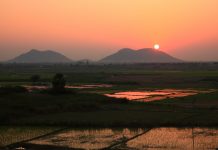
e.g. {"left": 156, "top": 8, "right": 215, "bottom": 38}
{"left": 8, "top": 49, "right": 72, "bottom": 63}
{"left": 99, "top": 48, "right": 182, "bottom": 63}
{"left": 7, "top": 48, "right": 183, "bottom": 63}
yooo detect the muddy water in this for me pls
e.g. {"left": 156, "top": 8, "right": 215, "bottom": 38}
{"left": 105, "top": 89, "right": 214, "bottom": 102}
{"left": 27, "top": 128, "right": 218, "bottom": 150}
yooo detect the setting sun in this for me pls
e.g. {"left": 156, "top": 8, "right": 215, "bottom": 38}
{"left": 154, "top": 44, "right": 160, "bottom": 50}
{"left": 0, "top": 1, "right": 218, "bottom": 148}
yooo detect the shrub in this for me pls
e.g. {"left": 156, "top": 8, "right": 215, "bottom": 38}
{"left": 30, "top": 75, "right": 40, "bottom": 84}
{"left": 52, "top": 73, "right": 66, "bottom": 93}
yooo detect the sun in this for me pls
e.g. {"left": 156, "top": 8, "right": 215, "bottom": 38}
{"left": 154, "top": 44, "right": 160, "bottom": 50}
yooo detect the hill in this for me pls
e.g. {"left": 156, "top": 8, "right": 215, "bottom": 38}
{"left": 8, "top": 49, "right": 72, "bottom": 63}
{"left": 99, "top": 48, "right": 182, "bottom": 63}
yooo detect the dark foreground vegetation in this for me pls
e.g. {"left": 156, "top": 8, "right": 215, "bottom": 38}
{"left": 0, "top": 89, "right": 218, "bottom": 127}
{"left": 0, "top": 63, "right": 218, "bottom": 88}
{"left": 0, "top": 62, "right": 218, "bottom": 127}
{"left": 0, "top": 63, "right": 218, "bottom": 147}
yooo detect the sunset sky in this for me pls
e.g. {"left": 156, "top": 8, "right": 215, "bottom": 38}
{"left": 0, "top": 0, "right": 218, "bottom": 61}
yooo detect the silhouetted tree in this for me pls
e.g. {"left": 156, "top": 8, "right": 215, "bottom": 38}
{"left": 30, "top": 75, "right": 40, "bottom": 84}
{"left": 52, "top": 73, "right": 66, "bottom": 93}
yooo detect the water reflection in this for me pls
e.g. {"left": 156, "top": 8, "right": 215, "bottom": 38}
{"left": 105, "top": 89, "right": 213, "bottom": 102}
{"left": 28, "top": 128, "right": 145, "bottom": 149}
{"left": 23, "top": 85, "right": 48, "bottom": 92}
{"left": 126, "top": 128, "right": 218, "bottom": 150}
{"left": 27, "top": 128, "right": 218, "bottom": 150}
{"left": 65, "top": 84, "right": 112, "bottom": 89}
{"left": 24, "top": 84, "right": 112, "bottom": 92}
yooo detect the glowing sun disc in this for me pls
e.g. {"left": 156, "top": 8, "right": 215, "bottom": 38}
{"left": 154, "top": 44, "right": 160, "bottom": 50}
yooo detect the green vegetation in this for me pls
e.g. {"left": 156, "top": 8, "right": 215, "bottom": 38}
{"left": 0, "top": 92, "right": 127, "bottom": 124}
{"left": 152, "top": 91, "right": 218, "bottom": 108}
{"left": 52, "top": 73, "right": 66, "bottom": 93}
{"left": 0, "top": 64, "right": 218, "bottom": 127}
{"left": 0, "top": 63, "right": 218, "bottom": 88}
{"left": 0, "top": 90, "right": 218, "bottom": 127}
{"left": 0, "top": 63, "right": 218, "bottom": 147}
{"left": 30, "top": 74, "right": 41, "bottom": 84}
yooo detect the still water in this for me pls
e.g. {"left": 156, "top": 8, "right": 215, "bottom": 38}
{"left": 105, "top": 89, "right": 214, "bottom": 102}
{"left": 23, "top": 84, "right": 112, "bottom": 92}
{"left": 28, "top": 128, "right": 218, "bottom": 150}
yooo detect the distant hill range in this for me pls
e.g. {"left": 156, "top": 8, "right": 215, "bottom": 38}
{"left": 7, "top": 48, "right": 182, "bottom": 64}
{"left": 8, "top": 49, "right": 72, "bottom": 63}
{"left": 99, "top": 48, "right": 182, "bottom": 63}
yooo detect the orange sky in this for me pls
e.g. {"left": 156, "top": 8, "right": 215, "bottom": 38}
{"left": 0, "top": 0, "right": 218, "bottom": 61}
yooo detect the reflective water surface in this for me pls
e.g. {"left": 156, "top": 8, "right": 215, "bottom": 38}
{"left": 24, "top": 84, "right": 112, "bottom": 92}
{"left": 28, "top": 128, "right": 145, "bottom": 149}
{"left": 28, "top": 128, "right": 218, "bottom": 150}
{"left": 105, "top": 89, "right": 214, "bottom": 102}
{"left": 126, "top": 128, "right": 218, "bottom": 150}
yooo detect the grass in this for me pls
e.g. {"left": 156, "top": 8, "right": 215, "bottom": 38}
{"left": 0, "top": 92, "right": 129, "bottom": 124}
{"left": 0, "top": 90, "right": 218, "bottom": 127}
{"left": 151, "top": 91, "right": 218, "bottom": 108}
{"left": 0, "top": 63, "right": 218, "bottom": 88}
{"left": 14, "top": 111, "right": 192, "bottom": 127}
{"left": 0, "top": 63, "right": 218, "bottom": 147}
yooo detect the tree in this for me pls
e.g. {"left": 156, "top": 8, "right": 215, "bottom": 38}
{"left": 52, "top": 73, "right": 66, "bottom": 93}
{"left": 30, "top": 75, "right": 40, "bottom": 84}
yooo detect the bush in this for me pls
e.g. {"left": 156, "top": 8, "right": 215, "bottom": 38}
{"left": 52, "top": 73, "right": 66, "bottom": 93}
{"left": 30, "top": 75, "right": 40, "bottom": 84}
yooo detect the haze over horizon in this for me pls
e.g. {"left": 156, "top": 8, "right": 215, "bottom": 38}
{"left": 0, "top": 0, "right": 218, "bottom": 61}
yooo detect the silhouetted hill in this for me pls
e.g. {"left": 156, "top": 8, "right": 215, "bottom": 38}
{"left": 99, "top": 48, "right": 182, "bottom": 63}
{"left": 8, "top": 49, "right": 72, "bottom": 63}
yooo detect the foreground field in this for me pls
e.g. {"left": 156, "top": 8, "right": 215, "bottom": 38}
{"left": 2, "top": 127, "right": 218, "bottom": 149}
{"left": 0, "top": 90, "right": 218, "bottom": 127}
{"left": 0, "top": 127, "right": 59, "bottom": 147}
{"left": 0, "top": 63, "right": 218, "bottom": 148}
{"left": 0, "top": 64, "right": 218, "bottom": 127}
{"left": 26, "top": 127, "right": 218, "bottom": 150}
{"left": 0, "top": 63, "right": 218, "bottom": 89}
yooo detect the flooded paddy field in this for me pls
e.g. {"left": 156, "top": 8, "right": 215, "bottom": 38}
{"left": 23, "top": 84, "right": 112, "bottom": 92}
{"left": 125, "top": 128, "right": 218, "bottom": 150}
{"left": 0, "top": 127, "right": 59, "bottom": 147}
{"left": 6, "top": 127, "right": 218, "bottom": 150}
{"left": 1, "top": 64, "right": 218, "bottom": 149}
{"left": 21, "top": 85, "right": 216, "bottom": 103}
{"left": 105, "top": 89, "right": 215, "bottom": 102}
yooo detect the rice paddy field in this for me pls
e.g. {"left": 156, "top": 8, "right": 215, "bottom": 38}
{"left": 0, "top": 63, "right": 218, "bottom": 149}
{"left": 3, "top": 127, "right": 218, "bottom": 150}
{"left": 0, "top": 127, "right": 59, "bottom": 147}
